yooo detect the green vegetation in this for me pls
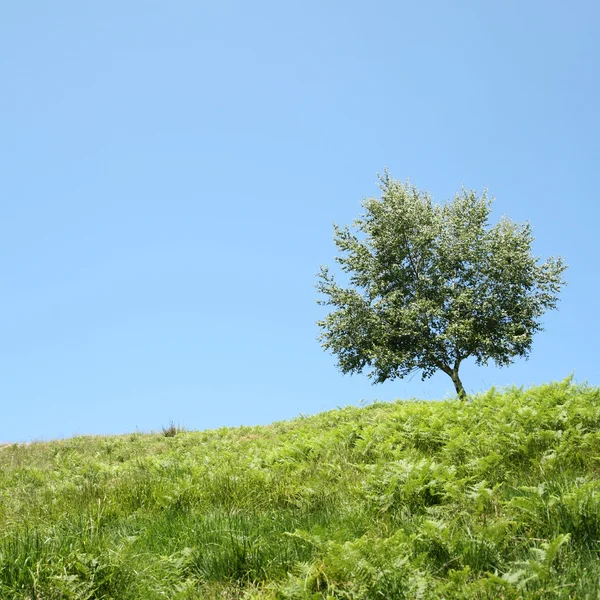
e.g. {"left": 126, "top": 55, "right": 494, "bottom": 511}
{"left": 1, "top": 379, "right": 599, "bottom": 598}
{"left": 317, "top": 173, "right": 567, "bottom": 399}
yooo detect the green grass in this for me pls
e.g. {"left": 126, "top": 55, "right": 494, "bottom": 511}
{"left": 1, "top": 378, "right": 599, "bottom": 598}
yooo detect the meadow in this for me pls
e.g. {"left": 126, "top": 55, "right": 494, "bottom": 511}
{"left": 0, "top": 378, "right": 599, "bottom": 599}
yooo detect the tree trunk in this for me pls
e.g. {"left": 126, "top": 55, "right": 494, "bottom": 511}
{"left": 438, "top": 362, "right": 468, "bottom": 401}
{"left": 450, "top": 370, "right": 467, "bottom": 401}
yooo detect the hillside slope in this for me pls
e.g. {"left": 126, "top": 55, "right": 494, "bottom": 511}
{"left": 1, "top": 379, "right": 599, "bottom": 599}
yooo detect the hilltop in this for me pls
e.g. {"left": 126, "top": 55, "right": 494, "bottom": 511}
{"left": 1, "top": 379, "right": 599, "bottom": 599}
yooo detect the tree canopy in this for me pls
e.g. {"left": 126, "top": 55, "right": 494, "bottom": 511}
{"left": 316, "top": 172, "right": 567, "bottom": 399}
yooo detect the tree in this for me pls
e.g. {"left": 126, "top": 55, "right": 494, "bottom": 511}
{"left": 316, "top": 172, "right": 567, "bottom": 400}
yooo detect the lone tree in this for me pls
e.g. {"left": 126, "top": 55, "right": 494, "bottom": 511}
{"left": 316, "top": 172, "right": 567, "bottom": 400}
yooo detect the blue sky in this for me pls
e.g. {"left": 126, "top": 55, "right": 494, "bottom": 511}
{"left": 1, "top": 1, "right": 597, "bottom": 443}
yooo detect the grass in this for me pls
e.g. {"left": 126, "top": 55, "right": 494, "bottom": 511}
{"left": 0, "top": 378, "right": 599, "bottom": 598}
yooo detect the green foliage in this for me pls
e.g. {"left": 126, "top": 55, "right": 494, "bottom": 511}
{"left": 1, "top": 379, "right": 599, "bottom": 598}
{"left": 162, "top": 421, "right": 186, "bottom": 438}
{"left": 317, "top": 172, "right": 567, "bottom": 398}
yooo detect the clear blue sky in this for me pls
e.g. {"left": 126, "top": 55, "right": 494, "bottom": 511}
{"left": 1, "top": 1, "right": 597, "bottom": 443}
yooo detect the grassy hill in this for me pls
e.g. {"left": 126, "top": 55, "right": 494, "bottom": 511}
{"left": 1, "top": 379, "right": 599, "bottom": 599}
